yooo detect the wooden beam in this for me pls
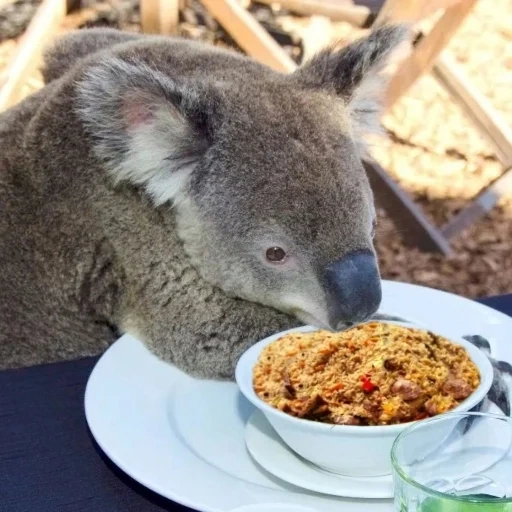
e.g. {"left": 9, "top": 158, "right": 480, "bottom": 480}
{"left": 374, "top": 0, "right": 465, "bottom": 25}
{"left": 254, "top": 0, "right": 372, "bottom": 27}
{"left": 199, "top": 0, "right": 296, "bottom": 72}
{"left": 433, "top": 54, "right": 512, "bottom": 168}
{"left": 140, "top": 0, "right": 160, "bottom": 33}
{"left": 374, "top": 0, "right": 425, "bottom": 24}
{"left": 374, "top": 0, "right": 511, "bottom": 241}
{"left": 441, "top": 167, "right": 512, "bottom": 239}
{"left": 364, "top": 160, "right": 452, "bottom": 254}
{"left": 0, "top": 0, "right": 66, "bottom": 112}
{"left": 433, "top": 53, "right": 512, "bottom": 240}
{"left": 383, "top": 0, "right": 477, "bottom": 110}
{"left": 159, "top": 0, "right": 180, "bottom": 35}
{"left": 141, "top": 0, "right": 180, "bottom": 35}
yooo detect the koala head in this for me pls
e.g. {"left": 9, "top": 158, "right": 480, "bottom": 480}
{"left": 76, "top": 26, "right": 405, "bottom": 331}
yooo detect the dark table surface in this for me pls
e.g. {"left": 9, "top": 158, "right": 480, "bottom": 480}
{"left": 2, "top": 294, "right": 512, "bottom": 512}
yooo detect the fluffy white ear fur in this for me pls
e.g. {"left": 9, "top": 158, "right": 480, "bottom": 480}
{"left": 345, "top": 62, "right": 393, "bottom": 157}
{"left": 76, "top": 57, "right": 206, "bottom": 205}
{"left": 295, "top": 24, "right": 408, "bottom": 154}
{"left": 345, "top": 35, "right": 409, "bottom": 148}
{"left": 114, "top": 91, "right": 198, "bottom": 206}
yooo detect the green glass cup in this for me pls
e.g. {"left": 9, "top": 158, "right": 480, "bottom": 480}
{"left": 391, "top": 412, "right": 512, "bottom": 512}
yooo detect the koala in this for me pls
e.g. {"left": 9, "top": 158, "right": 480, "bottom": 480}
{"left": 0, "top": 26, "right": 405, "bottom": 379}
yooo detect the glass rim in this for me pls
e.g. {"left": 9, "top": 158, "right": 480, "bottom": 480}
{"left": 391, "top": 411, "right": 512, "bottom": 504}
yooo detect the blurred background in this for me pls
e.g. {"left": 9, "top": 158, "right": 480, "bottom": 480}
{"left": 1, "top": 0, "right": 511, "bottom": 298}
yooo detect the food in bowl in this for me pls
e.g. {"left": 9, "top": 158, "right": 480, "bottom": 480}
{"left": 253, "top": 322, "right": 480, "bottom": 426}
{"left": 236, "top": 323, "right": 493, "bottom": 476}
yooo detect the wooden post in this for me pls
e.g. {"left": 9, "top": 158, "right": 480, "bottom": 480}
{"left": 374, "top": 0, "right": 425, "bottom": 24}
{"left": 141, "top": 0, "right": 179, "bottom": 35}
{"left": 441, "top": 168, "right": 512, "bottom": 240}
{"left": 433, "top": 54, "right": 512, "bottom": 168}
{"left": 199, "top": 0, "right": 296, "bottom": 73}
{"left": 383, "top": 0, "right": 477, "bottom": 110}
{"left": 254, "top": 0, "right": 372, "bottom": 27}
{"left": 364, "top": 160, "right": 452, "bottom": 254}
{"left": 374, "top": 0, "right": 465, "bottom": 25}
{"left": 0, "top": 0, "right": 66, "bottom": 112}
{"left": 159, "top": 0, "right": 180, "bottom": 35}
{"left": 140, "top": 0, "right": 160, "bottom": 34}
{"left": 435, "top": 55, "right": 512, "bottom": 239}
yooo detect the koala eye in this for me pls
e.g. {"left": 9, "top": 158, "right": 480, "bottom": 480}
{"left": 266, "top": 247, "right": 287, "bottom": 264}
{"left": 371, "top": 219, "right": 377, "bottom": 238}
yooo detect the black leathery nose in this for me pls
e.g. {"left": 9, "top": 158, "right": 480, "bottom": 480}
{"left": 323, "top": 250, "right": 382, "bottom": 330}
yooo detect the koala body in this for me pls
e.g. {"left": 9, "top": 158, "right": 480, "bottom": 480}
{"left": 0, "top": 27, "right": 403, "bottom": 378}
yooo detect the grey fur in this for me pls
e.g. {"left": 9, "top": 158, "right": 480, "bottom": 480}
{"left": 0, "top": 26, "right": 404, "bottom": 379}
{"left": 41, "top": 28, "right": 144, "bottom": 83}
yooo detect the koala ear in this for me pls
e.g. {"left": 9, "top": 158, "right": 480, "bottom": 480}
{"left": 42, "top": 28, "right": 144, "bottom": 83}
{"left": 294, "top": 24, "right": 408, "bottom": 140}
{"left": 76, "top": 57, "right": 211, "bottom": 205}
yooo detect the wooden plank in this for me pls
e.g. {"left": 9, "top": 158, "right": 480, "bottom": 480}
{"left": 375, "top": 0, "right": 511, "bottom": 241}
{"left": 374, "top": 0, "right": 425, "bottom": 24}
{"left": 254, "top": 0, "right": 372, "bottom": 27}
{"left": 433, "top": 54, "right": 512, "bottom": 168}
{"left": 199, "top": 0, "right": 296, "bottom": 72}
{"left": 384, "top": 0, "right": 477, "bottom": 109}
{"left": 441, "top": 167, "right": 512, "bottom": 239}
{"left": 374, "top": 0, "right": 464, "bottom": 25}
{"left": 141, "top": 0, "right": 160, "bottom": 34}
{"left": 159, "top": 0, "right": 180, "bottom": 35}
{"left": 0, "top": 0, "right": 66, "bottom": 112}
{"left": 141, "top": 0, "right": 179, "bottom": 35}
{"left": 364, "top": 160, "right": 452, "bottom": 254}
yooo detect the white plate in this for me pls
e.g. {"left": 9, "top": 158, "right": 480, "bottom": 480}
{"left": 84, "top": 280, "right": 512, "bottom": 512}
{"left": 245, "top": 409, "right": 394, "bottom": 499}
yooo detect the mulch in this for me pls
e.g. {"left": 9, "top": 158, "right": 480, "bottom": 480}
{"left": 1, "top": 0, "right": 511, "bottom": 298}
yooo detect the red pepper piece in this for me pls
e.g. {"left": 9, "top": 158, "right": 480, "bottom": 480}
{"left": 361, "top": 375, "right": 377, "bottom": 393}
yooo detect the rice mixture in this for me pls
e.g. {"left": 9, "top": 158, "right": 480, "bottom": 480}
{"left": 253, "top": 322, "right": 480, "bottom": 426}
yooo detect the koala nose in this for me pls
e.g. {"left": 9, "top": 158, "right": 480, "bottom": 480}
{"left": 323, "top": 250, "right": 382, "bottom": 330}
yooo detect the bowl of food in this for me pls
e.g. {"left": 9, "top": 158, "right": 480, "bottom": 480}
{"left": 235, "top": 321, "right": 494, "bottom": 477}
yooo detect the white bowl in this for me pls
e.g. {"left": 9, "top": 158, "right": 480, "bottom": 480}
{"left": 235, "top": 324, "right": 494, "bottom": 478}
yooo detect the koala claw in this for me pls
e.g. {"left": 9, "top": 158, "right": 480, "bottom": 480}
{"left": 463, "top": 334, "right": 511, "bottom": 419}
{"left": 463, "top": 334, "right": 491, "bottom": 355}
{"left": 371, "top": 312, "right": 412, "bottom": 324}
